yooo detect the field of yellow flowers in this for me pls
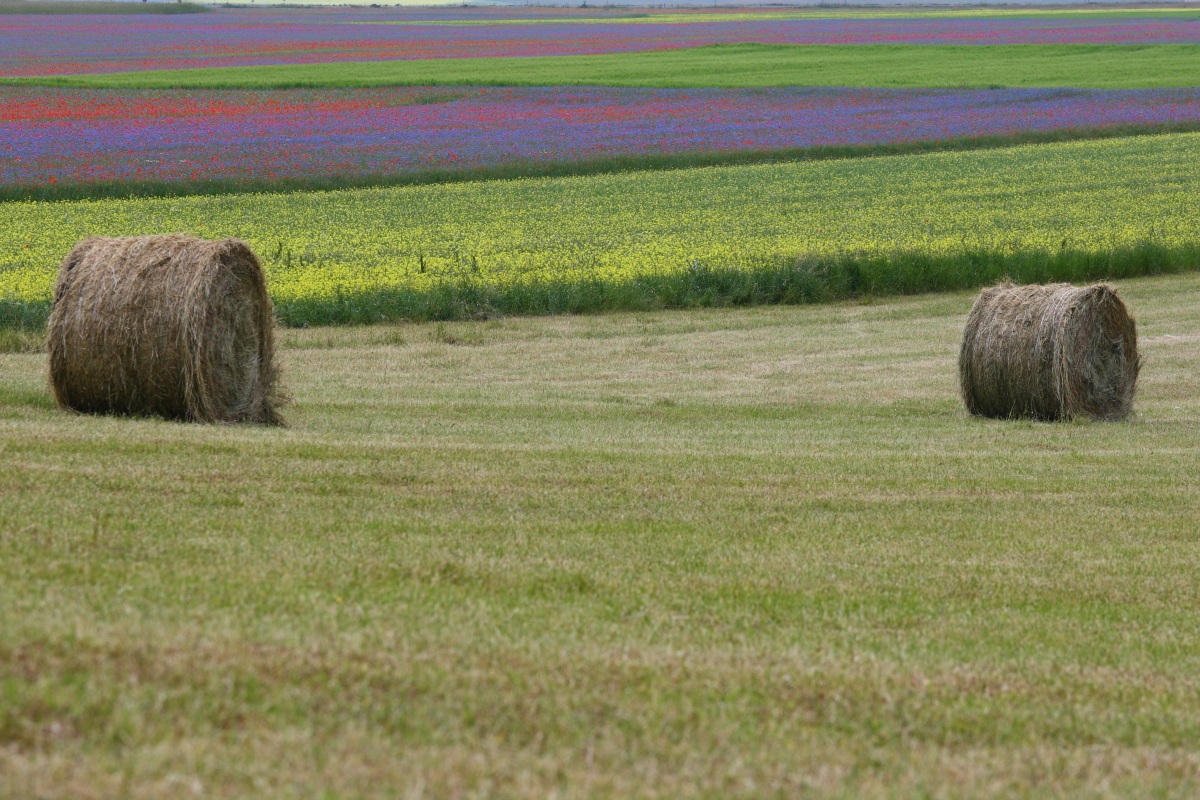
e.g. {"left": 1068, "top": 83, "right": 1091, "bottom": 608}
{"left": 3, "top": 131, "right": 1199, "bottom": 327}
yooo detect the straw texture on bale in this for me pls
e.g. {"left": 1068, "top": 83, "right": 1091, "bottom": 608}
{"left": 959, "top": 282, "right": 1138, "bottom": 421}
{"left": 48, "top": 235, "right": 283, "bottom": 424}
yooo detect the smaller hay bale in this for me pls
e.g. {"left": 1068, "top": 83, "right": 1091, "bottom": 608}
{"left": 48, "top": 234, "right": 284, "bottom": 424}
{"left": 959, "top": 282, "right": 1138, "bottom": 421}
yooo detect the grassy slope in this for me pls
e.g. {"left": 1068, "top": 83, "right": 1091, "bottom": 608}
{"left": 4, "top": 132, "right": 1200, "bottom": 329}
{"left": 8, "top": 44, "right": 1199, "bottom": 89}
{"left": 4, "top": 274, "right": 1200, "bottom": 797}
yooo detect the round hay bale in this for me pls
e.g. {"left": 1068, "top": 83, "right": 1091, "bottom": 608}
{"left": 47, "top": 234, "right": 284, "bottom": 425}
{"left": 958, "top": 282, "right": 1138, "bottom": 421}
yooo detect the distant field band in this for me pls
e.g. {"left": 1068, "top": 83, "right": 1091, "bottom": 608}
{"left": 959, "top": 282, "right": 1138, "bottom": 421}
{"left": 47, "top": 235, "right": 284, "bottom": 425}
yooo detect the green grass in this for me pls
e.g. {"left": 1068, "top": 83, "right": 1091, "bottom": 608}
{"left": 8, "top": 43, "right": 1200, "bottom": 89}
{"left": 4, "top": 132, "right": 1200, "bottom": 330}
{"left": 5, "top": 273, "right": 1200, "bottom": 797}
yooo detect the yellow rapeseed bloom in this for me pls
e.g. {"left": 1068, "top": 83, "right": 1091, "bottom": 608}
{"left": 2, "top": 133, "right": 1198, "bottom": 307}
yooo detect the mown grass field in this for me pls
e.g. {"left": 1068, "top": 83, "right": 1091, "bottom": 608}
{"left": 4, "top": 132, "right": 1199, "bottom": 329}
{"left": 12, "top": 44, "right": 1198, "bottom": 89}
{"left": 4, "top": 273, "right": 1200, "bottom": 797}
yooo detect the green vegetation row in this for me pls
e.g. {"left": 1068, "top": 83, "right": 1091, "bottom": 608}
{"left": 10, "top": 123, "right": 1200, "bottom": 204}
{"left": 0, "top": 0, "right": 208, "bottom": 13}
{"left": 5, "top": 241, "right": 1200, "bottom": 334}
{"left": 9, "top": 44, "right": 1200, "bottom": 89}
{"left": 4, "top": 132, "right": 1200, "bottom": 330}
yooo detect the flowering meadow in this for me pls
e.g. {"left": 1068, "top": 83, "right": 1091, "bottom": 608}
{"left": 3, "top": 7, "right": 1200, "bottom": 77}
{"left": 6, "top": 85, "right": 1200, "bottom": 195}
{"left": 2, "top": 4, "right": 1200, "bottom": 325}
{"left": 3, "top": 133, "right": 1199, "bottom": 327}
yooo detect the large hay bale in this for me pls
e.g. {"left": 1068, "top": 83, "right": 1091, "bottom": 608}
{"left": 959, "top": 282, "right": 1138, "bottom": 421}
{"left": 48, "top": 234, "right": 283, "bottom": 424}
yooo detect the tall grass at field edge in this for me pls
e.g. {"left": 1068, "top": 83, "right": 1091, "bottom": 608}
{"left": 3, "top": 241, "right": 1194, "bottom": 331}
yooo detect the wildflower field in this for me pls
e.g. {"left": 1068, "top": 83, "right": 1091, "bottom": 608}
{"left": 7, "top": 86, "right": 1200, "bottom": 198}
{"left": 1, "top": 4, "right": 1200, "bottom": 320}
{"left": 6, "top": 4, "right": 1200, "bottom": 798}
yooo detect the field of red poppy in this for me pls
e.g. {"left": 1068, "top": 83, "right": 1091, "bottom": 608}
{"left": 4, "top": 6, "right": 1200, "bottom": 77}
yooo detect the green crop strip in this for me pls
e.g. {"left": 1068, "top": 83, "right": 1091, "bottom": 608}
{"left": 8, "top": 44, "right": 1200, "bottom": 89}
{"left": 4, "top": 133, "right": 1200, "bottom": 329}
{"left": 357, "top": 8, "right": 1200, "bottom": 24}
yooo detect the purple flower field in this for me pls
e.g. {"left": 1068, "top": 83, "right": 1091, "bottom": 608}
{"left": 4, "top": 85, "right": 1200, "bottom": 192}
{"left": 2, "top": 8, "right": 1199, "bottom": 77}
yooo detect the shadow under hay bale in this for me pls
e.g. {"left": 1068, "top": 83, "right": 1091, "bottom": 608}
{"left": 959, "top": 282, "right": 1138, "bottom": 421}
{"left": 47, "top": 234, "right": 284, "bottom": 425}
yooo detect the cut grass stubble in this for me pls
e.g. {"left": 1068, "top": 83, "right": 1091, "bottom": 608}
{"left": 5, "top": 274, "right": 1200, "bottom": 796}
